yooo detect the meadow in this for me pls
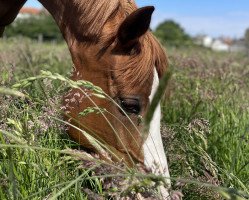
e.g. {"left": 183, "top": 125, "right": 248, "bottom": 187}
{"left": 0, "top": 38, "right": 248, "bottom": 199}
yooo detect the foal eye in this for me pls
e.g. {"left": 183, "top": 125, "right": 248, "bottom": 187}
{"left": 120, "top": 97, "right": 141, "bottom": 115}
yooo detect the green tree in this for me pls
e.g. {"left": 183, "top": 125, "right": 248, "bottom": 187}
{"left": 154, "top": 20, "right": 192, "bottom": 46}
{"left": 4, "top": 14, "right": 63, "bottom": 42}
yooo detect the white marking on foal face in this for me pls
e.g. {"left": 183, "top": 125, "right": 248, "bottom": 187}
{"left": 143, "top": 68, "right": 170, "bottom": 182}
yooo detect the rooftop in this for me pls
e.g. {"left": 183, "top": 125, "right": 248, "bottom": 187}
{"left": 19, "top": 7, "right": 41, "bottom": 15}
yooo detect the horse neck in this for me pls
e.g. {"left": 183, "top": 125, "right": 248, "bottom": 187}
{"left": 39, "top": 0, "right": 117, "bottom": 44}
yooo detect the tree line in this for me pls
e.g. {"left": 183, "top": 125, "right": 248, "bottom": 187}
{"left": 4, "top": 15, "right": 63, "bottom": 42}
{"left": 5, "top": 14, "right": 192, "bottom": 46}
{"left": 4, "top": 14, "right": 249, "bottom": 48}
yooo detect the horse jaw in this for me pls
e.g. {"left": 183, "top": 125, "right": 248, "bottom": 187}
{"left": 143, "top": 68, "right": 171, "bottom": 199}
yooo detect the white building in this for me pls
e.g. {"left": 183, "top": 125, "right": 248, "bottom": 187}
{"left": 203, "top": 36, "right": 213, "bottom": 48}
{"left": 211, "top": 39, "right": 230, "bottom": 52}
{"left": 195, "top": 35, "right": 233, "bottom": 52}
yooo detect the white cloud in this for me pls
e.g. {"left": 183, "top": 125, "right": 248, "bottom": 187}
{"left": 151, "top": 11, "right": 249, "bottom": 38}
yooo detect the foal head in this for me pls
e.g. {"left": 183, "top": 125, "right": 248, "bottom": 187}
{"left": 63, "top": 0, "right": 167, "bottom": 165}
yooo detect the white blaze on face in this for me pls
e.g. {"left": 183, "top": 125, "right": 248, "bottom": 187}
{"left": 143, "top": 68, "right": 171, "bottom": 190}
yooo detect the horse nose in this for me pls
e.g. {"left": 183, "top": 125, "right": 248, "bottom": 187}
{"left": 119, "top": 96, "right": 141, "bottom": 115}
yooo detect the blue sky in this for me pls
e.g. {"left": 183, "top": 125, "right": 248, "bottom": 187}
{"left": 25, "top": 0, "right": 249, "bottom": 38}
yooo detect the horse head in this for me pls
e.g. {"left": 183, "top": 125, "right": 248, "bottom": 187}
{"left": 0, "top": 0, "right": 168, "bottom": 168}
{"left": 62, "top": 2, "right": 167, "bottom": 166}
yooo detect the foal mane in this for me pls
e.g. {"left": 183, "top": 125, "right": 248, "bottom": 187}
{"left": 72, "top": 0, "right": 136, "bottom": 39}
{"left": 72, "top": 0, "right": 167, "bottom": 89}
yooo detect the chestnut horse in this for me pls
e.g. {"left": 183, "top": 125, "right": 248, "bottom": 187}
{"left": 0, "top": 0, "right": 170, "bottom": 198}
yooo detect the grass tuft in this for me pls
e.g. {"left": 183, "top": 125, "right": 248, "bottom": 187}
{"left": 0, "top": 39, "right": 248, "bottom": 199}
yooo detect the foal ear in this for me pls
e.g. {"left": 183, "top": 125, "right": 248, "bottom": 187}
{"left": 117, "top": 6, "right": 154, "bottom": 46}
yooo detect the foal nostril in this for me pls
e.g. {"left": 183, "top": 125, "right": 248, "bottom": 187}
{"left": 119, "top": 97, "right": 141, "bottom": 115}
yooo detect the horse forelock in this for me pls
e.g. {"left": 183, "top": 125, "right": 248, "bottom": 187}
{"left": 112, "top": 33, "right": 167, "bottom": 93}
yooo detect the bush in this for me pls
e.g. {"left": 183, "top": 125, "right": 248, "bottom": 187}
{"left": 4, "top": 14, "right": 63, "bottom": 42}
{"left": 154, "top": 20, "right": 193, "bottom": 47}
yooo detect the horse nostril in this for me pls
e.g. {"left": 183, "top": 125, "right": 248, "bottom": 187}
{"left": 119, "top": 97, "right": 141, "bottom": 115}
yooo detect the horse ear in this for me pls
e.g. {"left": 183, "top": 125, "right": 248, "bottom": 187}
{"left": 117, "top": 6, "right": 154, "bottom": 47}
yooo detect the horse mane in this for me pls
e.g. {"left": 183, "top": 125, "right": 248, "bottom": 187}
{"left": 72, "top": 0, "right": 167, "bottom": 90}
{"left": 72, "top": 0, "right": 121, "bottom": 38}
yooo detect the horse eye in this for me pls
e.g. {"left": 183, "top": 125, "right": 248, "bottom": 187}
{"left": 120, "top": 97, "right": 141, "bottom": 115}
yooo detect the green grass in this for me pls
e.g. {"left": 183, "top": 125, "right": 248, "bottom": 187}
{"left": 0, "top": 38, "right": 249, "bottom": 199}
{"left": 162, "top": 46, "right": 249, "bottom": 199}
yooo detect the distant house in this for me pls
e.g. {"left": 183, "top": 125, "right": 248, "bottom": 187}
{"left": 195, "top": 35, "right": 230, "bottom": 51}
{"left": 211, "top": 39, "right": 230, "bottom": 52}
{"left": 194, "top": 35, "right": 213, "bottom": 48}
{"left": 230, "top": 39, "right": 247, "bottom": 52}
{"left": 17, "top": 7, "right": 42, "bottom": 19}
{"left": 194, "top": 34, "right": 247, "bottom": 52}
{"left": 203, "top": 36, "right": 213, "bottom": 48}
